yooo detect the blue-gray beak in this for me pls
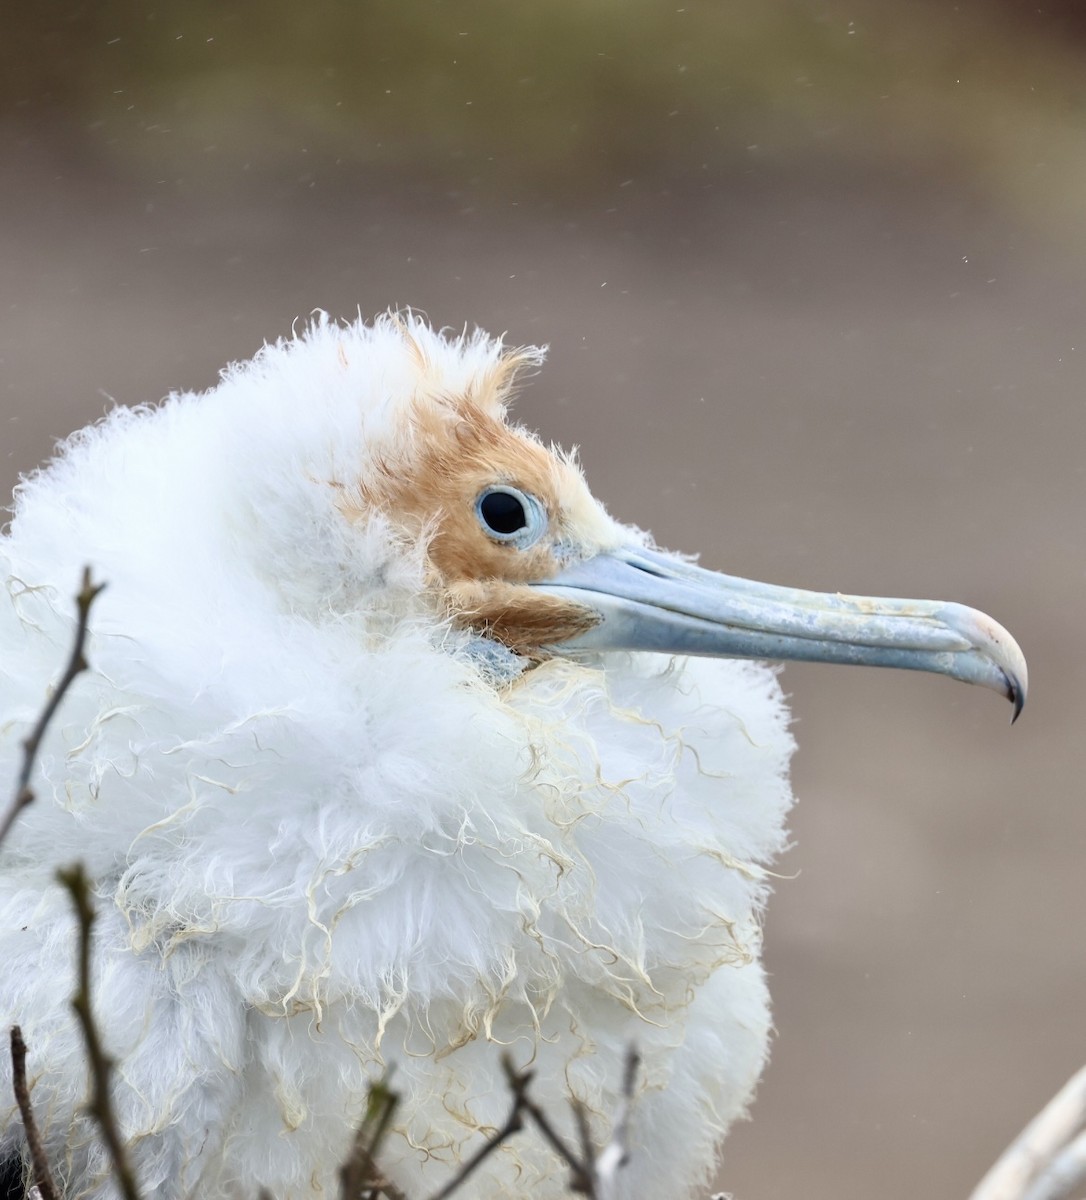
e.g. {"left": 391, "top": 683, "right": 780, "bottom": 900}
{"left": 534, "top": 546, "right": 1027, "bottom": 720}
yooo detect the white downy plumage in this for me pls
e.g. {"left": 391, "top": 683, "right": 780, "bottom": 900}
{"left": 0, "top": 313, "right": 1024, "bottom": 1200}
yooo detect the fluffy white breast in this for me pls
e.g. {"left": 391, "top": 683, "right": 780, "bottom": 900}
{"left": 0, "top": 314, "right": 795, "bottom": 1200}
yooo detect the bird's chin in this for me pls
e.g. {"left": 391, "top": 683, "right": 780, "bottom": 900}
{"left": 444, "top": 579, "right": 601, "bottom": 660}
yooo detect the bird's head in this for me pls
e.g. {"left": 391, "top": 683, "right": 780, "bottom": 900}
{"left": 352, "top": 341, "right": 625, "bottom": 656}
{"left": 348, "top": 320, "right": 1027, "bottom": 717}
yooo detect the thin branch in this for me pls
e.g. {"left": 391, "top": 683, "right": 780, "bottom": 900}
{"left": 0, "top": 568, "right": 106, "bottom": 852}
{"left": 9, "top": 1026, "right": 59, "bottom": 1200}
{"left": 496, "top": 1056, "right": 588, "bottom": 1185}
{"left": 426, "top": 1071, "right": 529, "bottom": 1200}
{"left": 593, "top": 1046, "right": 639, "bottom": 1198}
{"left": 569, "top": 1099, "right": 597, "bottom": 1198}
{"left": 335, "top": 1048, "right": 639, "bottom": 1200}
{"left": 339, "top": 1077, "right": 408, "bottom": 1200}
{"left": 970, "top": 1064, "right": 1086, "bottom": 1200}
{"left": 364, "top": 1085, "right": 404, "bottom": 1196}
{"left": 56, "top": 862, "right": 142, "bottom": 1200}
{"left": 496, "top": 1056, "right": 604, "bottom": 1195}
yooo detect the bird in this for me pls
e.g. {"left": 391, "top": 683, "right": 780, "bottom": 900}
{"left": 0, "top": 312, "right": 1026, "bottom": 1200}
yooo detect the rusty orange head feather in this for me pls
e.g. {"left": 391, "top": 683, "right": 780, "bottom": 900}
{"left": 348, "top": 335, "right": 622, "bottom": 656}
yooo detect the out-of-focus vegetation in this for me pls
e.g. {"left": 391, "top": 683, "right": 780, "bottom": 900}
{"left": 5, "top": 1, "right": 1086, "bottom": 225}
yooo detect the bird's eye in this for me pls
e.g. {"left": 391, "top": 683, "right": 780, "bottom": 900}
{"left": 479, "top": 490, "right": 527, "bottom": 534}
{"left": 475, "top": 486, "right": 548, "bottom": 548}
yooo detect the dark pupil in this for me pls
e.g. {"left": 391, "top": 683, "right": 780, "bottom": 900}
{"left": 480, "top": 490, "right": 528, "bottom": 535}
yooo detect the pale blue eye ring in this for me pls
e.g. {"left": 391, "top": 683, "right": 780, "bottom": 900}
{"left": 475, "top": 486, "right": 548, "bottom": 548}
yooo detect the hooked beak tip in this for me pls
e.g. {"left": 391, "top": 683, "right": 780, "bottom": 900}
{"left": 1009, "top": 677, "right": 1026, "bottom": 724}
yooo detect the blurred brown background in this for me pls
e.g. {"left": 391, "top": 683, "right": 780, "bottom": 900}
{"left": 2, "top": 3, "right": 1084, "bottom": 1197}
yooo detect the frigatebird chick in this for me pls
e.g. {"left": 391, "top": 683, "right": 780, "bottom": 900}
{"left": 0, "top": 313, "right": 1025, "bottom": 1200}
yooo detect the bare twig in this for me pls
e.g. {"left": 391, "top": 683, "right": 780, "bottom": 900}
{"left": 423, "top": 1051, "right": 640, "bottom": 1200}
{"left": 339, "top": 1077, "right": 408, "bottom": 1200}
{"left": 0, "top": 567, "right": 105, "bottom": 852}
{"left": 427, "top": 1068, "right": 529, "bottom": 1200}
{"left": 499, "top": 1055, "right": 592, "bottom": 1192}
{"left": 593, "top": 1046, "right": 639, "bottom": 1199}
{"left": 56, "top": 862, "right": 142, "bottom": 1200}
{"left": 570, "top": 1098, "right": 597, "bottom": 1196}
{"left": 9, "top": 1026, "right": 59, "bottom": 1200}
{"left": 970, "top": 1063, "right": 1086, "bottom": 1200}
